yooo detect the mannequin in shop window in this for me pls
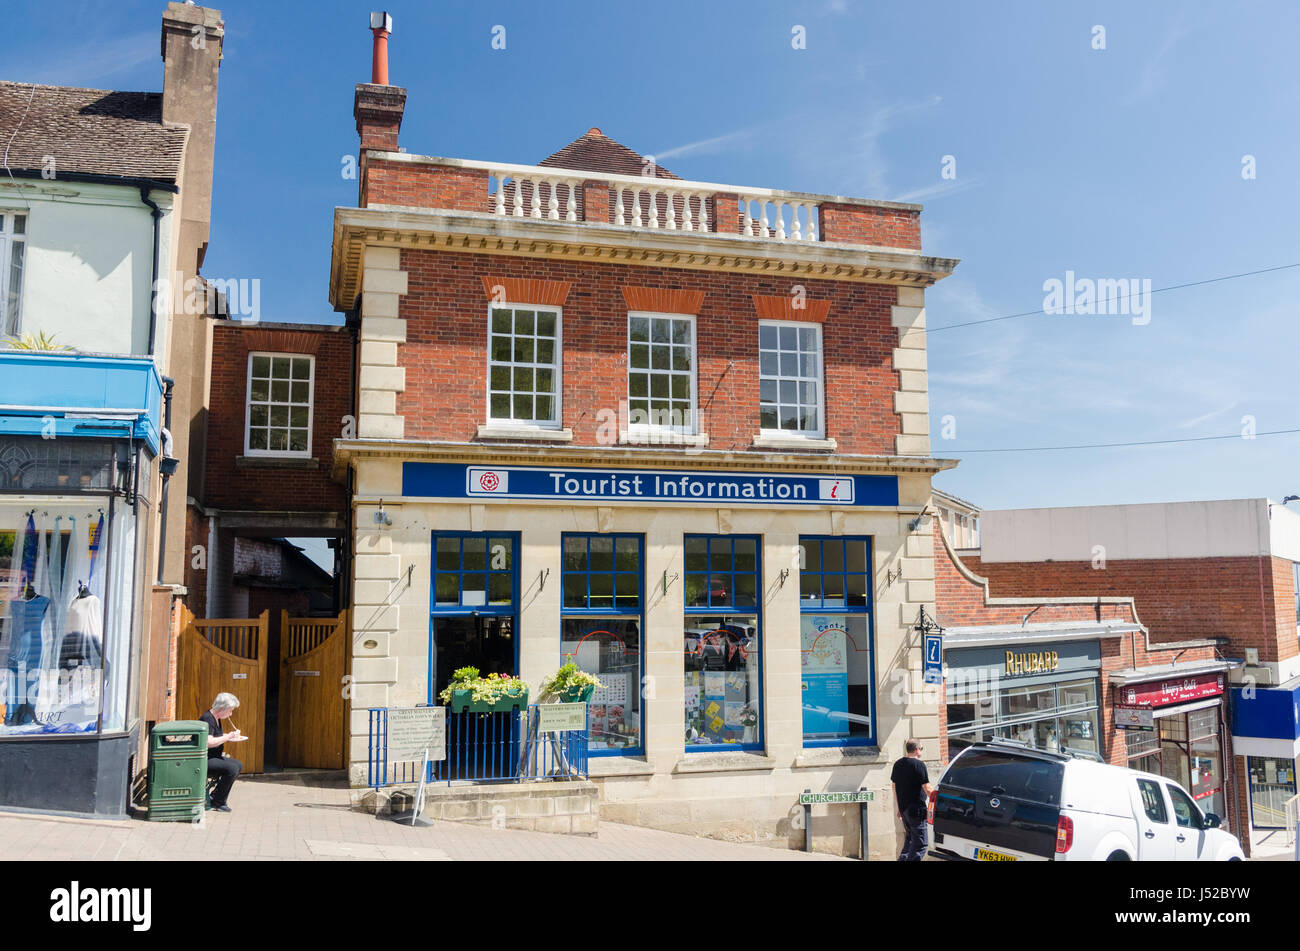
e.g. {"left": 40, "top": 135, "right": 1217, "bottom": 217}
{"left": 1045, "top": 726, "right": 1060, "bottom": 753}
{"left": 58, "top": 581, "right": 102, "bottom": 671}
{"left": 4, "top": 579, "right": 49, "bottom": 726}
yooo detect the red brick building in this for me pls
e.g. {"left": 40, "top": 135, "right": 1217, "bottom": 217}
{"left": 177, "top": 320, "right": 354, "bottom": 769}
{"left": 329, "top": 30, "right": 961, "bottom": 855}
{"left": 935, "top": 495, "right": 1300, "bottom": 855}
{"left": 184, "top": 320, "right": 352, "bottom": 619}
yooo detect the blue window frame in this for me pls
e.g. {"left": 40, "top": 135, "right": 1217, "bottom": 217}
{"left": 798, "top": 536, "right": 875, "bottom": 748}
{"left": 428, "top": 532, "right": 520, "bottom": 705}
{"left": 561, "top": 534, "right": 644, "bottom": 756}
{"left": 684, "top": 534, "right": 763, "bottom": 752}
{"left": 684, "top": 535, "right": 758, "bottom": 609}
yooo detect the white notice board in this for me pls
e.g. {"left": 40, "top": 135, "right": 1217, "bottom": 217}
{"left": 387, "top": 707, "right": 447, "bottom": 761}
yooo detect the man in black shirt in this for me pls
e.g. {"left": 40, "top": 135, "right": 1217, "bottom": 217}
{"left": 200, "top": 692, "right": 243, "bottom": 812}
{"left": 890, "top": 738, "right": 932, "bottom": 861}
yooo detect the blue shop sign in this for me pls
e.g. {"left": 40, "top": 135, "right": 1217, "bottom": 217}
{"left": 924, "top": 633, "right": 943, "bottom": 685}
{"left": 402, "top": 462, "right": 899, "bottom": 507}
{"left": 1230, "top": 679, "right": 1300, "bottom": 759}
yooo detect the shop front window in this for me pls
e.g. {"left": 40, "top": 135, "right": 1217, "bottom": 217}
{"left": 1, "top": 500, "right": 116, "bottom": 736}
{"left": 946, "top": 673, "right": 1100, "bottom": 760}
{"left": 684, "top": 535, "right": 761, "bottom": 750}
{"left": 798, "top": 537, "right": 874, "bottom": 746}
{"left": 1248, "top": 756, "right": 1297, "bottom": 829}
{"left": 561, "top": 534, "right": 643, "bottom": 755}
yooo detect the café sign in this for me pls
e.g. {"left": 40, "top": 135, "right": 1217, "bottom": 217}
{"left": 1121, "top": 673, "right": 1225, "bottom": 709}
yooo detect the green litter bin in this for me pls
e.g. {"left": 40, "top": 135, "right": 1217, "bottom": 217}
{"left": 148, "top": 720, "right": 209, "bottom": 822}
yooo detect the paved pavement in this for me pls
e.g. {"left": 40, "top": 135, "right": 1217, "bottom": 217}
{"left": 0, "top": 771, "right": 844, "bottom": 862}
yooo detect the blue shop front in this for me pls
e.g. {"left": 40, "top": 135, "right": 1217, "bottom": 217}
{"left": 0, "top": 352, "right": 163, "bottom": 817}
{"left": 1231, "top": 677, "right": 1300, "bottom": 831}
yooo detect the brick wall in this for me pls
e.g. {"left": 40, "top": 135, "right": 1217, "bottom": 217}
{"left": 183, "top": 502, "right": 207, "bottom": 619}
{"left": 966, "top": 554, "right": 1298, "bottom": 664}
{"left": 202, "top": 325, "right": 352, "bottom": 513}
{"left": 363, "top": 156, "right": 489, "bottom": 211}
{"left": 935, "top": 525, "right": 1220, "bottom": 768}
{"left": 396, "top": 248, "right": 904, "bottom": 455}
{"left": 819, "top": 203, "right": 921, "bottom": 249}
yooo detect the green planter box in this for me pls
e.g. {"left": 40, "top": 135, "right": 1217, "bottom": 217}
{"left": 559, "top": 684, "right": 596, "bottom": 703}
{"left": 448, "top": 687, "right": 530, "bottom": 714}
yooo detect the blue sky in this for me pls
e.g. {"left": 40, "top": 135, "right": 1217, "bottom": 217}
{"left": 4, "top": 0, "right": 1298, "bottom": 510}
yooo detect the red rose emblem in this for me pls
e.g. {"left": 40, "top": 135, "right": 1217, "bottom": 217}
{"left": 479, "top": 472, "right": 500, "bottom": 491}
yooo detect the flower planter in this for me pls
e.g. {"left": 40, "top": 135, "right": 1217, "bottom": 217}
{"left": 448, "top": 687, "right": 530, "bottom": 714}
{"left": 559, "top": 683, "right": 596, "bottom": 703}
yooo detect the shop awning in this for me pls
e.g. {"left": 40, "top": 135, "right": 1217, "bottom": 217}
{"left": 0, "top": 351, "right": 164, "bottom": 455}
{"left": 1109, "top": 660, "right": 1238, "bottom": 685}
{"left": 944, "top": 620, "right": 1141, "bottom": 647}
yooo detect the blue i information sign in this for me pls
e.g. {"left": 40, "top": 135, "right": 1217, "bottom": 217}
{"left": 924, "top": 633, "right": 943, "bottom": 685}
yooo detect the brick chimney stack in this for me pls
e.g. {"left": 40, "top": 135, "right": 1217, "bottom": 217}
{"left": 354, "top": 11, "right": 405, "bottom": 152}
{"left": 161, "top": 1, "right": 224, "bottom": 272}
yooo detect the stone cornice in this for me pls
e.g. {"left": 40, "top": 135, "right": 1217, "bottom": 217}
{"left": 330, "top": 437, "right": 959, "bottom": 483}
{"left": 329, "top": 205, "right": 960, "bottom": 311}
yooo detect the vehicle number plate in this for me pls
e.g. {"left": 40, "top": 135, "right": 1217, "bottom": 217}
{"left": 974, "top": 847, "right": 1018, "bottom": 862}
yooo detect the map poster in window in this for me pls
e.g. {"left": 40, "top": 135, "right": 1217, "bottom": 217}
{"left": 801, "top": 616, "right": 849, "bottom": 737}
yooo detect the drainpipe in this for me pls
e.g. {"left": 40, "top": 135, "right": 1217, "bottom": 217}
{"left": 156, "top": 376, "right": 176, "bottom": 583}
{"left": 138, "top": 186, "right": 163, "bottom": 357}
{"left": 206, "top": 515, "right": 217, "bottom": 617}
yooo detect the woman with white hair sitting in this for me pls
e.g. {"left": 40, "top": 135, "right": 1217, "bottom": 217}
{"left": 200, "top": 692, "right": 243, "bottom": 812}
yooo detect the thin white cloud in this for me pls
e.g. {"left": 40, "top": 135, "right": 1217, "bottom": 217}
{"left": 893, "top": 178, "right": 981, "bottom": 203}
{"left": 837, "top": 94, "right": 943, "bottom": 196}
{"left": 4, "top": 31, "right": 157, "bottom": 88}
{"left": 1123, "top": 24, "right": 1191, "bottom": 105}
{"left": 1173, "top": 402, "right": 1238, "bottom": 430}
{"left": 652, "top": 122, "right": 777, "bottom": 162}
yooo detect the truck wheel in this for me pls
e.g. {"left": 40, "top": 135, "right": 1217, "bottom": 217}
{"left": 1106, "top": 851, "right": 1131, "bottom": 861}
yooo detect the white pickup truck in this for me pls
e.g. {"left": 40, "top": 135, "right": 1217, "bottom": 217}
{"left": 930, "top": 741, "right": 1244, "bottom": 861}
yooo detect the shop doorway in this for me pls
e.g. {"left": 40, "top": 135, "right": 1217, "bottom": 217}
{"left": 429, "top": 533, "right": 520, "bottom": 701}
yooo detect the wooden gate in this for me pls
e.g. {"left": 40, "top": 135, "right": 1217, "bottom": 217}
{"left": 278, "top": 609, "right": 349, "bottom": 769}
{"left": 177, "top": 608, "right": 269, "bottom": 774}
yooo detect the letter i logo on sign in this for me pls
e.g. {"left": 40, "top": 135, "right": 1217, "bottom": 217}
{"left": 818, "top": 479, "right": 853, "bottom": 503}
{"left": 468, "top": 468, "right": 508, "bottom": 494}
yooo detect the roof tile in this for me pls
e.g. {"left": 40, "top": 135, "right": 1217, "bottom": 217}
{"left": 0, "top": 82, "right": 187, "bottom": 183}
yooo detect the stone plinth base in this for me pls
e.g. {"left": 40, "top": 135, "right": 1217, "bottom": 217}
{"left": 353, "top": 780, "right": 599, "bottom": 835}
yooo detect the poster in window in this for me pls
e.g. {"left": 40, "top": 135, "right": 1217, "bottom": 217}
{"left": 801, "top": 616, "right": 849, "bottom": 737}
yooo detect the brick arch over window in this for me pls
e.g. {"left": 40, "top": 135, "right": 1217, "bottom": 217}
{"left": 479, "top": 276, "right": 572, "bottom": 307}
{"left": 750, "top": 294, "right": 831, "bottom": 323}
{"left": 619, "top": 286, "right": 705, "bottom": 315}
{"left": 231, "top": 331, "right": 327, "bottom": 355}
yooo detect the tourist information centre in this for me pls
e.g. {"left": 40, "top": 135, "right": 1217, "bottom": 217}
{"left": 338, "top": 444, "right": 945, "bottom": 855}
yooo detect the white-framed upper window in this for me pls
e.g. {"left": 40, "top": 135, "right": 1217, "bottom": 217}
{"left": 627, "top": 312, "right": 697, "bottom": 434}
{"left": 758, "top": 320, "right": 824, "bottom": 438}
{"left": 245, "top": 352, "right": 314, "bottom": 457}
{"left": 487, "top": 304, "right": 562, "bottom": 428}
{"left": 0, "top": 211, "right": 28, "bottom": 337}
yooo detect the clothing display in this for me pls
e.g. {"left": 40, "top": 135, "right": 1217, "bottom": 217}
{"left": 58, "top": 593, "right": 102, "bottom": 670}
{"left": 4, "top": 594, "right": 48, "bottom": 726}
{"left": 0, "top": 509, "right": 118, "bottom": 736}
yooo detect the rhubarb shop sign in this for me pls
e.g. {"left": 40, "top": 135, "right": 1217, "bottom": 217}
{"left": 402, "top": 463, "right": 898, "bottom": 507}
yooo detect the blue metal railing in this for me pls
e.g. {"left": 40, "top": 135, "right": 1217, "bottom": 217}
{"left": 367, "top": 705, "right": 589, "bottom": 789}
